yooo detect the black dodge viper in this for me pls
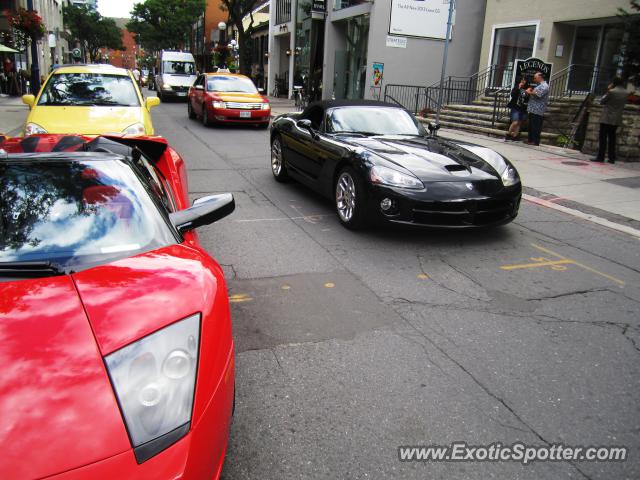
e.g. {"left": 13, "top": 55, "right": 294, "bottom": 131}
{"left": 269, "top": 100, "right": 521, "bottom": 229}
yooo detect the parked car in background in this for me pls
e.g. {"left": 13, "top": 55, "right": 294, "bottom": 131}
{"left": 270, "top": 100, "right": 521, "bottom": 229}
{"left": 188, "top": 72, "right": 270, "bottom": 128}
{"left": 0, "top": 133, "right": 236, "bottom": 480}
{"left": 21, "top": 64, "right": 160, "bottom": 136}
{"left": 155, "top": 51, "right": 197, "bottom": 101}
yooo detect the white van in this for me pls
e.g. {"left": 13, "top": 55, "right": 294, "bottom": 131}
{"left": 155, "top": 51, "right": 197, "bottom": 101}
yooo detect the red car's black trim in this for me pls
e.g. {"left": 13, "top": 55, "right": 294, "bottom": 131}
{"left": 20, "top": 136, "right": 40, "bottom": 152}
{"left": 52, "top": 135, "right": 87, "bottom": 152}
{"left": 103, "top": 135, "right": 168, "bottom": 163}
{"left": 133, "top": 422, "right": 190, "bottom": 464}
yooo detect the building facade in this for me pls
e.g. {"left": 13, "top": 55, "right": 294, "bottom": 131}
{"left": 191, "top": 0, "right": 228, "bottom": 72}
{"left": 479, "top": 0, "right": 637, "bottom": 92}
{"left": 0, "top": 0, "right": 68, "bottom": 76}
{"left": 239, "top": 2, "right": 270, "bottom": 89}
{"left": 268, "top": 0, "right": 487, "bottom": 100}
{"left": 100, "top": 18, "right": 138, "bottom": 69}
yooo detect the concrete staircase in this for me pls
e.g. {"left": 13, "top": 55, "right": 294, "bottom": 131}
{"left": 419, "top": 95, "right": 587, "bottom": 145}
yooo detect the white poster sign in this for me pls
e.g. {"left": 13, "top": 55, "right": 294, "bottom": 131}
{"left": 386, "top": 36, "right": 408, "bottom": 48}
{"left": 389, "top": 0, "right": 454, "bottom": 39}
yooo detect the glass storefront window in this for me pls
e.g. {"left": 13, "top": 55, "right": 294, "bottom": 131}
{"left": 333, "top": 15, "right": 369, "bottom": 100}
{"left": 334, "top": 0, "right": 371, "bottom": 10}
{"left": 490, "top": 25, "right": 535, "bottom": 87}
{"left": 294, "top": 0, "right": 325, "bottom": 100}
{"left": 491, "top": 25, "right": 536, "bottom": 66}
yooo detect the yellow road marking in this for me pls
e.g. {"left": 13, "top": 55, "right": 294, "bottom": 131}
{"left": 229, "top": 294, "right": 252, "bottom": 303}
{"left": 500, "top": 258, "right": 574, "bottom": 271}
{"left": 417, "top": 273, "right": 430, "bottom": 279}
{"left": 281, "top": 284, "right": 291, "bottom": 290}
{"left": 324, "top": 282, "right": 335, "bottom": 288}
{"left": 499, "top": 243, "right": 625, "bottom": 286}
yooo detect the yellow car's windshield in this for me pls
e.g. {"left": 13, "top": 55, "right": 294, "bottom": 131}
{"left": 38, "top": 73, "right": 140, "bottom": 107}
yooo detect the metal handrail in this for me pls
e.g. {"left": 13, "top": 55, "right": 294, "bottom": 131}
{"left": 490, "top": 87, "right": 511, "bottom": 127}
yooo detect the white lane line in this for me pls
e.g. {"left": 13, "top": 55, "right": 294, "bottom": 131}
{"left": 234, "top": 214, "right": 331, "bottom": 223}
{"left": 523, "top": 194, "right": 640, "bottom": 240}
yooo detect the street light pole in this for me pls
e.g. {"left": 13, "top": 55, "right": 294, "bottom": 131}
{"left": 27, "top": 0, "right": 40, "bottom": 94}
{"left": 435, "top": 0, "right": 455, "bottom": 131}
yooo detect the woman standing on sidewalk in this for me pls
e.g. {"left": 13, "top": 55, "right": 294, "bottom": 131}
{"left": 505, "top": 78, "right": 528, "bottom": 141}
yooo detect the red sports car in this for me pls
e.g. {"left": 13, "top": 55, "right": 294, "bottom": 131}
{"left": 0, "top": 134, "right": 235, "bottom": 479}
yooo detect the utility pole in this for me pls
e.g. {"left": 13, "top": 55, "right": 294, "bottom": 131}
{"left": 27, "top": 0, "right": 40, "bottom": 94}
{"left": 435, "top": 0, "right": 455, "bottom": 130}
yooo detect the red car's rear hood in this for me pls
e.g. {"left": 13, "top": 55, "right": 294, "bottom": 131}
{"left": 0, "top": 276, "right": 130, "bottom": 480}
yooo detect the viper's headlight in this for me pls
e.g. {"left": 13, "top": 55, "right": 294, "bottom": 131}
{"left": 122, "top": 123, "right": 146, "bottom": 135}
{"left": 370, "top": 165, "right": 424, "bottom": 190}
{"left": 105, "top": 313, "right": 200, "bottom": 463}
{"left": 24, "top": 122, "right": 47, "bottom": 135}
{"left": 501, "top": 165, "right": 519, "bottom": 187}
{"left": 162, "top": 84, "right": 172, "bottom": 91}
{"left": 212, "top": 101, "right": 225, "bottom": 108}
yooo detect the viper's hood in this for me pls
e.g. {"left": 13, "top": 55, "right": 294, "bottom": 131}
{"left": 342, "top": 135, "right": 507, "bottom": 182}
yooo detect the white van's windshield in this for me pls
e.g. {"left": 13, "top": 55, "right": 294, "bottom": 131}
{"left": 163, "top": 61, "right": 195, "bottom": 75}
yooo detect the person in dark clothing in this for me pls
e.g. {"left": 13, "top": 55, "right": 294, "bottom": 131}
{"left": 592, "top": 77, "right": 628, "bottom": 164}
{"left": 505, "top": 78, "right": 528, "bottom": 141}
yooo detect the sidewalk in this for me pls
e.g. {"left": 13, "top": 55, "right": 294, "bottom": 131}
{"left": 268, "top": 96, "right": 297, "bottom": 117}
{"left": 0, "top": 94, "right": 28, "bottom": 136}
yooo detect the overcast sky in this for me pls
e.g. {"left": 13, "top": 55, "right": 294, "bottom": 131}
{"left": 98, "top": 0, "right": 142, "bottom": 19}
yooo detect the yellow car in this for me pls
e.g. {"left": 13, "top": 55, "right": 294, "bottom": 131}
{"left": 22, "top": 64, "right": 160, "bottom": 136}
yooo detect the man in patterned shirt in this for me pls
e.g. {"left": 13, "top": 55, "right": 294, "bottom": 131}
{"left": 525, "top": 72, "right": 549, "bottom": 146}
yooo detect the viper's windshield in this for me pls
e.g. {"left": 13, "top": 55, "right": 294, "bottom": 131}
{"left": 327, "top": 107, "right": 427, "bottom": 136}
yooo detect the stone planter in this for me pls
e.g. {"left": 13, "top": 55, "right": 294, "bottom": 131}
{"left": 582, "top": 103, "right": 640, "bottom": 162}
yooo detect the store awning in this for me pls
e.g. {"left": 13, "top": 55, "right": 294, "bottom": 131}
{"left": 0, "top": 44, "right": 20, "bottom": 53}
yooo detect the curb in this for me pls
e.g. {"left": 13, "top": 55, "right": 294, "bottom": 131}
{"left": 523, "top": 193, "right": 640, "bottom": 239}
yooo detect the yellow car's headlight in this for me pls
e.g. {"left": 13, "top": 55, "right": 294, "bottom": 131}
{"left": 122, "top": 123, "right": 146, "bottom": 135}
{"left": 24, "top": 123, "right": 47, "bottom": 135}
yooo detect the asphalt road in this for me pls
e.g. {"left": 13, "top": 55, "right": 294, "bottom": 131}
{"left": 152, "top": 98, "right": 640, "bottom": 480}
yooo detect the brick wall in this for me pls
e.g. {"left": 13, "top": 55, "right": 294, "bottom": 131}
{"left": 582, "top": 104, "right": 640, "bottom": 162}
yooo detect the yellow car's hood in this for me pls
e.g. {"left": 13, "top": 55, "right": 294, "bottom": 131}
{"left": 28, "top": 106, "right": 145, "bottom": 135}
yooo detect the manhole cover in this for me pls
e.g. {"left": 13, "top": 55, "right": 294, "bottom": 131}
{"left": 562, "top": 161, "right": 589, "bottom": 166}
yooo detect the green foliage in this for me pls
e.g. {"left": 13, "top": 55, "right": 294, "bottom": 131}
{"left": 220, "top": 0, "right": 263, "bottom": 74}
{"left": 556, "top": 134, "right": 578, "bottom": 149}
{"left": 63, "top": 4, "right": 125, "bottom": 62}
{"left": 126, "top": 0, "right": 206, "bottom": 52}
{"left": 618, "top": 0, "right": 640, "bottom": 83}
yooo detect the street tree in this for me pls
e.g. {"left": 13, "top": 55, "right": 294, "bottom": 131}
{"left": 63, "top": 4, "right": 125, "bottom": 62}
{"left": 220, "top": 0, "right": 262, "bottom": 75}
{"left": 126, "top": 0, "right": 205, "bottom": 52}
